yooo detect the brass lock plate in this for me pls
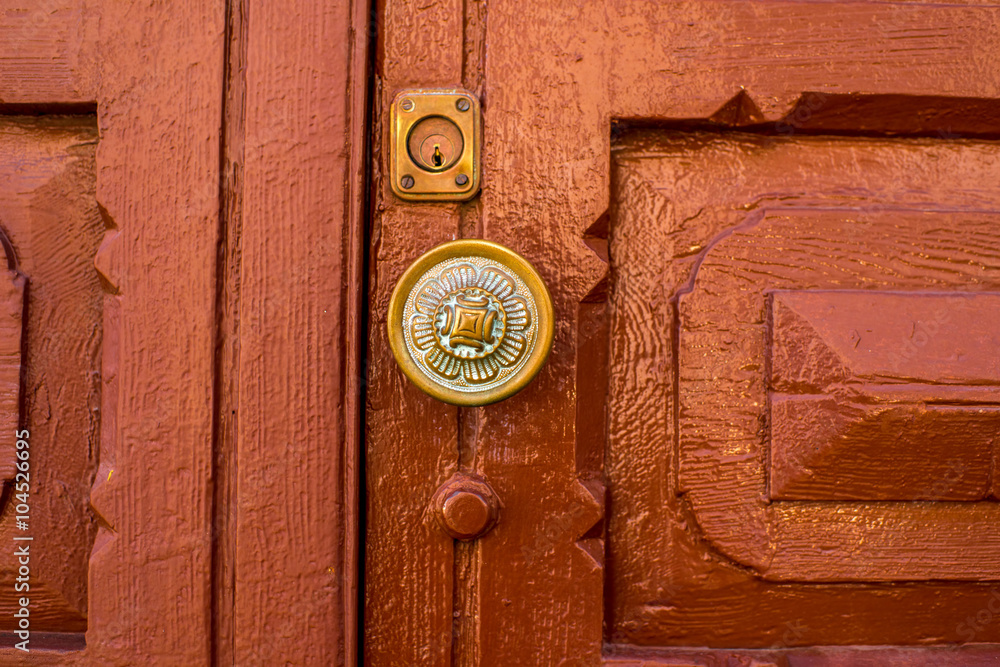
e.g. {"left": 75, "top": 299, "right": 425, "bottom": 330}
{"left": 390, "top": 89, "right": 481, "bottom": 201}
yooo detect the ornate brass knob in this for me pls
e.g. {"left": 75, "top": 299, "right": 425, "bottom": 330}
{"left": 387, "top": 239, "right": 554, "bottom": 406}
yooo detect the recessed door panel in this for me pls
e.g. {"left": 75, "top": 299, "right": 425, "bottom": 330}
{"left": 607, "top": 132, "right": 1000, "bottom": 647}
{"left": 0, "top": 116, "right": 102, "bottom": 636}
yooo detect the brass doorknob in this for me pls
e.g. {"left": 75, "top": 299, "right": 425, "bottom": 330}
{"left": 387, "top": 239, "right": 554, "bottom": 406}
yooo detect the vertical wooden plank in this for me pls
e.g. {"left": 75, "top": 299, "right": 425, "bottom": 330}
{"left": 86, "top": 0, "right": 225, "bottom": 664}
{"left": 0, "top": 119, "right": 103, "bottom": 643}
{"left": 365, "top": 0, "right": 465, "bottom": 664}
{"left": 470, "top": 1, "right": 610, "bottom": 663}
{"left": 231, "top": 0, "right": 369, "bottom": 663}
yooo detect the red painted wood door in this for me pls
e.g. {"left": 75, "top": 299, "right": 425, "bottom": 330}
{"left": 0, "top": 1, "right": 365, "bottom": 664}
{"left": 367, "top": 1, "right": 1000, "bottom": 665}
{"left": 0, "top": 3, "right": 223, "bottom": 662}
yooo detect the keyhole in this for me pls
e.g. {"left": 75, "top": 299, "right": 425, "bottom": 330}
{"left": 409, "top": 119, "right": 464, "bottom": 172}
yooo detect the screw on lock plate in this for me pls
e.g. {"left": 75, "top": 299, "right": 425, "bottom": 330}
{"left": 390, "top": 89, "right": 481, "bottom": 201}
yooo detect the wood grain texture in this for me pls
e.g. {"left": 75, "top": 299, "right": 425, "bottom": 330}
{"left": 474, "top": 0, "right": 610, "bottom": 661}
{"left": 604, "top": 2, "right": 1000, "bottom": 122}
{"left": 82, "top": 1, "right": 224, "bottom": 664}
{"left": 0, "top": 0, "right": 98, "bottom": 105}
{"left": 231, "top": 0, "right": 368, "bottom": 663}
{"left": 770, "top": 398, "right": 1000, "bottom": 501}
{"left": 0, "top": 117, "right": 101, "bottom": 637}
{"left": 482, "top": 0, "right": 1000, "bottom": 661}
{"left": 0, "top": 262, "right": 23, "bottom": 483}
{"left": 375, "top": 0, "right": 1000, "bottom": 662}
{"left": 769, "top": 290, "right": 1000, "bottom": 501}
{"left": 605, "top": 643, "right": 1000, "bottom": 667}
{"left": 679, "top": 207, "right": 1000, "bottom": 580}
{"left": 608, "top": 133, "right": 1000, "bottom": 646}
{"left": 4, "top": 0, "right": 369, "bottom": 663}
{"left": 365, "top": 0, "right": 469, "bottom": 664}
{"left": 211, "top": 0, "right": 247, "bottom": 661}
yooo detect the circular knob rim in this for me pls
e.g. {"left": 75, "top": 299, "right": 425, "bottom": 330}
{"left": 387, "top": 239, "right": 555, "bottom": 406}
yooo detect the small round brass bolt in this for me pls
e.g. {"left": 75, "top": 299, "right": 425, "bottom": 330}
{"left": 400, "top": 175, "right": 415, "bottom": 189}
{"left": 456, "top": 97, "right": 471, "bottom": 112}
{"left": 455, "top": 174, "right": 469, "bottom": 186}
{"left": 400, "top": 98, "right": 414, "bottom": 111}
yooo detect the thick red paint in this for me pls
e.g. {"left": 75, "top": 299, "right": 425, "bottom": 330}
{"left": 369, "top": 0, "right": 1000, "bottom": 664}
{"left": 0, "top": 0, "right": 367, "bottom": 664}
{"left": 8, "top": 0, "right": 1000, "bottom": 663}
{"left": 0, "top": 117, "right": 102, "bottom": 637}
{"left": 770, "top": 290, "right": 1000, "bottom": 502}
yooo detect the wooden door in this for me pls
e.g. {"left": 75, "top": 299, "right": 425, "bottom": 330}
{"left": 0, "top": 1, "right": 365, "bottom": 664}
{"left": 368, "top": 1, "right": 1000, "bottom": 665}
{"left": 0, "top": 2, "right": 223, "bottom": 662}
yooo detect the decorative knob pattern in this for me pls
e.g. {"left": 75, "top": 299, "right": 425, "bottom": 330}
{"left": 388, "top": 240, "right": 554, "bottom": 406}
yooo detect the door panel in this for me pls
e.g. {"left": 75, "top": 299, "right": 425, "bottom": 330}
{"left": 608, "top": 132, "right": 1000, "bottom": 648}
{"left": 0, "top": 0, "right": 367, "bottom": 662}
{"left": 0, "top": 116, "right": 102, "bottom": 635}
{"left": 0, "top": 1, "right": 224, "bottom": 662}
{"left": 769, "top": 291, "right": 1000, "bottom": 502}
{"left": 370, "top": 0, "right": 1000, "bottom": 663}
